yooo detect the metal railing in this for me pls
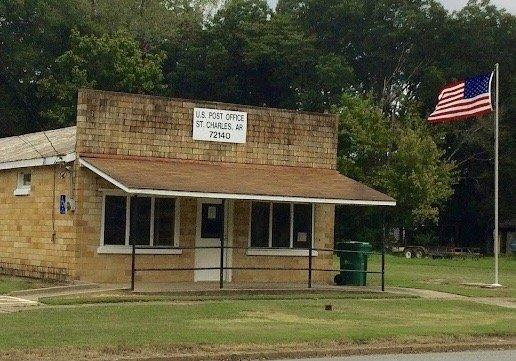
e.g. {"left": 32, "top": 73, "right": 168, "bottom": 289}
{"left": 130, "top": 242, "right": 386, "bottom": 291}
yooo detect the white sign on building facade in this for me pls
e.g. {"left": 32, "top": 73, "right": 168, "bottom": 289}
{"left": 192, "top": 107, "right": 247, "bottom": 144}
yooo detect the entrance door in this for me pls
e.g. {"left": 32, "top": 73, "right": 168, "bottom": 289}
{"left": 195, "top": 199, "right": 230, "bottom": 282}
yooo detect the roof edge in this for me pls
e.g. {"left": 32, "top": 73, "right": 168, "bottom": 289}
{"left": 78, "top": 89, "right": 338, "bottom": 119}
{"left": 0, "top": 126, "right": 76, "bottom": 142}
{"left": 79, "top": 158, "right": 396, "bottom": 206}
{"left": 0, "top": 153, "right": 76, "bottom": 170}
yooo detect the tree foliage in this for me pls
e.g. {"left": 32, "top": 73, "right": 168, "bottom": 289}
{"left": 338, "top": 94, "right": 456, "bottom": 229}
{"left": 38, "top": 31, "right": 166, "bottom": 127}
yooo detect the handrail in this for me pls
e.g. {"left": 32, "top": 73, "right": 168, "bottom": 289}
{"left": 128, "top": 244, "right": 382, "bottom": 255}
{"left": 130, "top": 243, "right": 386, "bottom": 291}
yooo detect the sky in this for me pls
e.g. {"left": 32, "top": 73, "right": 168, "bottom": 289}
{"left": 266, "top": 0, "right": 516, "bottom": 14}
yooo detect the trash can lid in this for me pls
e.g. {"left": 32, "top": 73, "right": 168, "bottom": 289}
{"left": 336, "top": 241, "right": 373, "bottom": 251}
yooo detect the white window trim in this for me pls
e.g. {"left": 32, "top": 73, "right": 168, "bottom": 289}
{"left": 97, "top": 245, "right": 182, "bottom": 255}
{"left": 99, "top": 190, "right": 181, "bottom": 254}
{"left": 13, "top": 171, "right": 32, "bottom": 196}
{"left": 247, "top": 201, "right": 316, "bottom": 257}
{"left": 13, "top": 187, "right": 31, "bottom": 196}
{"left": 246, "top": 248, "right": 318, "bottom": 257}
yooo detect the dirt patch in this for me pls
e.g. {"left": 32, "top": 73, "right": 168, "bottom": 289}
{"left": 0, "top": 336, "right": 514, "bottom": 361}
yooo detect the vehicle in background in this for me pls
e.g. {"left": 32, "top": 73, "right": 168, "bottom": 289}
{"left": 390, "top": 245, "right": 481, "bottom": 259}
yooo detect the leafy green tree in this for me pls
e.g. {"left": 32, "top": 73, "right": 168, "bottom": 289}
{"left": 277, "top": 0, "right": 449, "bottom": 102}
{"left": 0, "top": 0, "right": 93, "bottom": 136}
{"left": 83, "top": 0, "right": 211, "bottom": 50}
{"left": 38, "top": 31, "right": 166, "bottom": 127}
{"left": 0, "top": 0, "right": 211, "bottom": 136}
{"left": 164, "top": 0, "right": 354, "bottom": 110}
{"left": 279, "top": 0, "right": 514, "bottom": 246}
{"left": 338, "top": 94, "right": 457, "bottom": 233}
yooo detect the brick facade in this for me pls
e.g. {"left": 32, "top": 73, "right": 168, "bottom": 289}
{"left": 1, "top": 89, "right": 338, "bottom": 285}
{"left": 74, "top": 166, "right": 335, "bottom": 284}
{"left": 76, "top": 89, "right": 338, "bottom": 169}
{"left": 0, "top": 166, "right": 76, "bottom": 281}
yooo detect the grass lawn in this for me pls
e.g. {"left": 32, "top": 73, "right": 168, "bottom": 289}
{"left": 0, "top": 298, "right": 514, "bottom": 351}
{"left": 362, "top": 254, "right": 516, "bottom": 298}
{"left": 0, "top": 275, "right": 60, "bottom": 295}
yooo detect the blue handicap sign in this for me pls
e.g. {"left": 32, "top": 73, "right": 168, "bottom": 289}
{"left": 59, "top": 195, "right": 66, "bottom": 214}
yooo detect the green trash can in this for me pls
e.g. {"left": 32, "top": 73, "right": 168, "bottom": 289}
{"left": 334, "top": 241, "right": 372, "bottom": 286}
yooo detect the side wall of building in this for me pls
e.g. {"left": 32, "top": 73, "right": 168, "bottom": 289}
{"left": 0, "top": 166, "right": 77, "bottom": 281}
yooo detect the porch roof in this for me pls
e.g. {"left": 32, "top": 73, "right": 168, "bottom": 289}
{"left": 79, "top": 155, "right": 395, "bottom": 206}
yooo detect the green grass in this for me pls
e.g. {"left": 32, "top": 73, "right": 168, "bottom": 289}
{"left": 0, "top": 275, "right": 60, "bottom": 295}
{"left": 0, "top": 298, "right": 513, "bottom": 351}
{"left": 364, "top": 254, "right": 516, "bottom": 298}
{"left": 39, "top": 290, "right": 410, "bottom": 306}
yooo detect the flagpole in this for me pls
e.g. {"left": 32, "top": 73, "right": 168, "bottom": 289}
{"left": 493, "top": 63, "right": 501, "bottom": 287}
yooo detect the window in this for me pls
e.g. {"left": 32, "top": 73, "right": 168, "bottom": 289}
{"left": 21, "top": 172, "right": 31, "bottom": 187}
{"left": 102, "top": 193, "right": 179, "bottom": 248}
{"left": 201, "top": 203, "right": 223, "bottom": 238}
{"left": 13, "top": 171, "right": 32, "bottom": 196}
{"left": 154, "top": 198, "right": 175, "bottom": 246}
{"left": 250, "top": 202, "right": 313, "bottom": 249}
{"left": 129, "top": 197, "right": 151, "bottom": 245}
{"left": 272, "top": 203, "right": 290, "bottom": 248}
{"left": 293, "top": 204, "right": 312, "bottom": 249}
{"left": 103, "top": 196, "right": 126, "bottom": 245}
{"left": 250, "top": 202, "right": 269, "bottom": 247}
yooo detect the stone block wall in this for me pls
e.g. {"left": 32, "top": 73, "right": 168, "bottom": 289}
{"left": 0, "top": 166, "right": 76, "bottom": 281}
{"left": 231, "top": 201, "right": 334, "bottom": 284}
{"left": 75, "top": 167, "right": 196, "bottom": 283}
{"left": 76, "top": 89, "right": 338, "bottom": 169}
{"left": 74, "top": 167, "right": 334, "bottom": 284}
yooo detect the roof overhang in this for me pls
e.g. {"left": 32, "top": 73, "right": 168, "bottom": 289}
{"left": 79, "top": 156, "right": 396, "bottom": 206}
{"left": 0, "top": 152, "right": 76, "bottom": 170}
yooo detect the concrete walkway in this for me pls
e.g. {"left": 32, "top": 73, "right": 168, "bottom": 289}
{"left": 0, "top": 283, "right": 126, "bottom": 313}
{"left": 0, "top": 295, "right": 38, "bottom": 313}
{"left": 2, "top": 283, "right": 514, "bottom": 312}
{"left": 388, "top": 287, "right": 516, "bottom": 309}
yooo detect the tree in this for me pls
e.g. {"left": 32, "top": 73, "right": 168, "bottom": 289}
{"left": 38, "top": 31, "right": 166, "bottom": 127}
{"left": 277, "top": 0, "right": 449, "bottom": 102}
{"left": 163, "top": 0, "right": 354, "bottom": 111}
{"left": 337, "top": 94, "right": 457, "bottom": 240}
{"left": 0, "top": 0, "right": 94, "bottom": 136}
{"left": 83, "top": 0, "right": 211, "bottom": 51}
{"left": 0, "top": 0, "right": 212, "bottom": 136}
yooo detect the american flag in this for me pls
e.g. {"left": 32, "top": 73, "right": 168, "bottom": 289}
{"left": 428, "top": 73, "right": 493, "bottom": 123}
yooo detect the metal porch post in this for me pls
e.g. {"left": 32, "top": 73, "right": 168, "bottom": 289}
{"left": 381, "top": 208, "right": 386, "bottom": 292}
{"left": 308, "top": 241, "right": 313, "bottom": 288}
{"left": 219, "top": 199, "right": 225, "bottom": 289}
{"left": 131, "top": 244, "right": 135, "bottom": 291}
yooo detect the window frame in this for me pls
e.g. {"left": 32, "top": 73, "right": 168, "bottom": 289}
{"left": 248, "top": 201, "right": 315, "bottom": 251}
{"left": 99, "top": 190, "right": 181, "bottom": 253}
{"left": 13, "top": 170, "right": 32, "bottom": 196}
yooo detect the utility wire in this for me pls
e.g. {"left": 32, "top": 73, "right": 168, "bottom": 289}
{"left": 18, "top": 134, "right": 45, "bottom": 159}
{"left": 42, "top": 130, "right": 62, "bottom": 158}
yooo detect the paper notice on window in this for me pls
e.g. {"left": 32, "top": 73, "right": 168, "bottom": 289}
{"left": 208, "top": 206, "right": 217, "bottom": 219}
{"left": 297, "top": 232, "right": 307, "bottom": 243}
